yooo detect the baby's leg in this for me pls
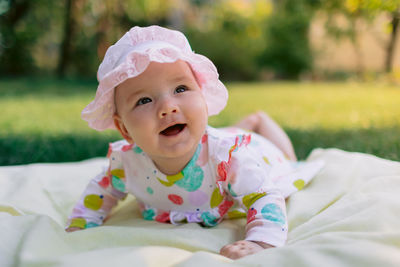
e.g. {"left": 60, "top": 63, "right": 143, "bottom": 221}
{"left": 235, "top": 111, "right": 297, "bottom": 161}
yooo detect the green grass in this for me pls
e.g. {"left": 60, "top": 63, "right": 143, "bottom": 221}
{"left": 1, "top": 77, "right": 399, "bottom": 165}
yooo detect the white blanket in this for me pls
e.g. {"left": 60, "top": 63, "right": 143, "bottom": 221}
{"left": 1, "top": 148, "right": 400, "bottom": 266}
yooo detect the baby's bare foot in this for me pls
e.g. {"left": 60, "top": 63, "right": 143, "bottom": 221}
{"left": 234, "top": 113, "right": 260, "bottom": 132}
{"left": 254, "top": 111, "right": 275, "bottom": 137}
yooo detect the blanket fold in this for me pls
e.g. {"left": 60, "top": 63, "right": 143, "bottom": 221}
{"left": 1, "top": 148, "right": 400, "bottom": 267}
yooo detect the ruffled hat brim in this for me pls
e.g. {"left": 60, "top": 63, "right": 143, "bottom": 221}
{"left": 82, "top": 26, "right": 228, "bottom": 131}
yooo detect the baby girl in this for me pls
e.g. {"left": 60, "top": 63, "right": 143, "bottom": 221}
{"left": 66, "top": 25, "right": 323, "bottom": 259}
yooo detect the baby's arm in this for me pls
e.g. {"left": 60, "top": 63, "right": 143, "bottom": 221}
{"left": 66, "top": 145, "right": 127, "bottom": 231}
{"left": 65, "top": 171, "right": 126, "bottom": 231}
{"left": 215, "top": 144, "right": 288, "bottom": 259}
{"left": 220, "top": 188, "right": 287, "bottom": 259}
{"left": 212, "top": 131, "right": 290, "bottom": 259}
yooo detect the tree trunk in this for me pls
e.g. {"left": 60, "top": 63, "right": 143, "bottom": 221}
{"left": 57, "top": 0, "right": 74, "bottom": 78}
{"left": 0, "top": 0, "right": 34, "bottom": 75}
{"left": 385, "top": 10, "right": 399, "bottom": 73}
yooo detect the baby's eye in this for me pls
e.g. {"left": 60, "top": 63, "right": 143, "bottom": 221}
{"left": 175, "top": 85, "right": 188, "bottom": 94}
{"left": 136, "top": 97, "right": 152, "bottom": 106}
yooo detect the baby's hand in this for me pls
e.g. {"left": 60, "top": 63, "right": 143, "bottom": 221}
{"left": 65, "top": 227, "right": 82, "bottom": 232}
{"left": 220, "top": 240, "right": 274, "bottom": 259}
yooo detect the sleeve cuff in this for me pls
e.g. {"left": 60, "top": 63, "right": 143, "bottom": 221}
{"left": 245, "top": 222, "right": 287, "bottom": 247}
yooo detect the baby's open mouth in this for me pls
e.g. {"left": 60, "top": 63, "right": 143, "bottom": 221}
{"left": 160, "top": 124, "right": 186, "bottom": 136}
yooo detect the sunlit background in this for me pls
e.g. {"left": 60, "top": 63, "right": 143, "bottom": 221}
{"left": 1, "top": 0, "right": 399, "bottom": 165}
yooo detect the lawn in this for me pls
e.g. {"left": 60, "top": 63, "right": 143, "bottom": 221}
{"left": 1, "top": 77, "right": 399, "bottom": 165}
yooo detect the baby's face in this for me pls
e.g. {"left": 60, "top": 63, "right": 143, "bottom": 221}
{"left": 114, "top": 60, "right": 208, "bottom": 166}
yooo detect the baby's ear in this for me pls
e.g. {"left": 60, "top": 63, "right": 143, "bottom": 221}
{"left": 113, "top": 114, "right": 134, "bottom": 143}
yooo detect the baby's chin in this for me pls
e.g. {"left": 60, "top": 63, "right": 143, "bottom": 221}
{"left": 157, "top": 140, "right": 199, "bottom": 158}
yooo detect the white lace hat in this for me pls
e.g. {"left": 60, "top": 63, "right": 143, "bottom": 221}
{"left": 81, "top": 25, "right": 228, "bottom": 131}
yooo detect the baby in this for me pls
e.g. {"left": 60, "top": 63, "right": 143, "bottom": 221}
{"left": 66, "top": 25, "right": 323, "bottom": 259}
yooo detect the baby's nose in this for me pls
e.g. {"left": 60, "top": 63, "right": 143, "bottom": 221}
{"left": 160, "top": 108, "right": 177, "bottom": 117}
{"left": 158, "top": 98, "right": 179, "bottom": 118}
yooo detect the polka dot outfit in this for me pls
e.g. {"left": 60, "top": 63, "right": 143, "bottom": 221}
{"left": 67, "top": 126, "right": 323, "bottom": 247}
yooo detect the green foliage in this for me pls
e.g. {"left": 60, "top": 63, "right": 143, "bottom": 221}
{"left": 1, "top": 78, "right": 400, "bottom": 165}
{"left": 0, "top": 0, "right": 398, "bottom": 79}
{"left": 0, "top": 0, "right": 60, "bottom": 75}
{"left": 258, "top": 0, "right": 314, "bottom": 79}
{"left": 0, "top": 0, "right": 9, "bottom": 15}
{"left": 185, "top": 24, "right": 263, "bottom": 81}
{"left": 321, "top": 0, "right": 400, "bottom": 38}
{"left": 184, "top": 0, "right": 271, "bottom": 80}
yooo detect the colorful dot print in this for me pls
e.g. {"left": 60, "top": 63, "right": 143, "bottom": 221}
{"left": 176, "top": 145, "right": 204, "bottom": 192}
{"left": 227, "top": 210, "right": 247, "bottom": 219}
{"left": 110, "top": 169, "right": 125, "bottom": 178}
{"left": 168, "top": 194, "right": 184, "bottom": 205}
{"left": 227, "top": 183, "right": 237, "bottom": 197}
{"left": 121, "top": 144, "right": 134, "bottom": 152}
{"left": 86, "top": 222, "right": 100, "bottom": 228}
{"left": 84, "top": 194, "right": 103, "bottom": 211}
{"left": 142, "top": 209, "right": 155, "bottom": 220}
{"left": 67, "top": 126, "right": 321, "bottom": 244}
{"left": 293, "top": 179, "right": 305, "bottom": 190}
{"left": 112, "top": 176, "right": 126, "bottom": 192}
{"left": 201, "top": 212, "right": 218, "bottom": 227}
{"left": 109, "top": 167, "right": 126, "bottom": 192}
{"left": 156, "top": 145, "right": 204, "bottom": 192}
{"left": 133, "top": 146, "right": 143, "bottom": 154}
{"left": 218, "top": 200, "right": 234, "bottom": 217}
{"left": 201, "top": 134, "right": 208, "bottom": 143}
{"left": 146, "top": 187, "right": 154, "bottom": 195}
{"left": 69, "top": 218, "right": 86, "bottom": 229}
{"left": 157, "top": 172, "right": 184, "bottom": 187}
{"left": 178, "top": 166, "right": 204, "bottom": 191}
{"left": 217, "top": 161, "right": 228, "bottom": 182}
{"left": 188, "top": 190, "right": 208, "bottom": 206}
{"left": 98, "top": 176, "right": 110, "bottom": 188}
{"left": 247, "top": 207, "right": 257, "bottom": 223}
{"left": 155, "top": 212, "right": 170, "bottom": 223}
{"left": 242, "top": 192, "right": 267, "bottom": 209}
{"left": 210, "top": 187, "right": 224, "bottom": 208}
{"left": 261, "top": 203, "right": 285, "bottom": 226}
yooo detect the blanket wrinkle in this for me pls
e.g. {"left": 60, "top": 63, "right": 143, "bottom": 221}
{"left": 1, "top": 148, "right": 400, "bottom": 267}
{"left": 0, "top": 204, "right": 24, "bottom": 216}
{"left": 38, "top": 177, "right": 68, "bottom": 223}
{"left": 314, "top": 193, "right": 345, "bottom": 216}
{"left": 6, "top": 215, "right": 41, "bottom": 267}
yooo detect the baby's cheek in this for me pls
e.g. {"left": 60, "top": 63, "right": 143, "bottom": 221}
{"left": 188, "top": 93, "right": 208, "bottom": 116}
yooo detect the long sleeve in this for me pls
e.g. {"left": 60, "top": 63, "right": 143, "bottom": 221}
{"left": 66, "top": 142, "right": 128, "bottom": 229}
{"left": 215, "top": 133, "right": 288, "bottom": 247}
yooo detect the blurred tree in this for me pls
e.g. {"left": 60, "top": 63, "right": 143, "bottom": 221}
{"left": 57, "top": 0, "right": 76, "bottom": 78}
{"left": 64, "top": 0, "right": 173, "bottom": 77}
{"left": 386, "top": 8, "right": 400, "bottom": 72}
{"left": 184, "top": 0, "right": 272, "bottom": 80}
{"left": 0, "top": 0, "right": 60, "bottom": 76}
{"left": 0, "top": 0, "right": 33, "bottom": 75}
{"left": 320, "top": 0, "right": 400, "bottom": 73}
{"left": 259, "top": 0, "right": 317, "bottom": 79}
